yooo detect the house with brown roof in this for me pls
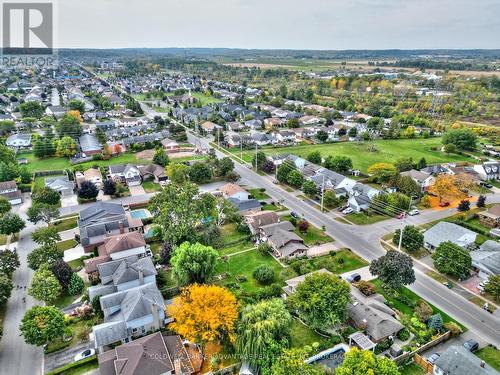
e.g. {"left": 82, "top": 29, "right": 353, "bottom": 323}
{"left": 479, "top": 205, "right": 500, "bottom": 228}
{"left": 98, "top": 332, "right": 202, "bottom": 375}
{"left": 264, "top": 117, "right": 284, "bottom": 129}
{"left": 220, "top": 183, "right": 250, "bottom": 201}
{"left": 161, "top": 138, "right": 181, "bottom": 153}
{"left": 76, "top": 168, "right": 103, "bottom": 189}
{"left": 0, "top": 180, "right": 23, "bottom": 205}
{"left": 200, "top": 121, "right": 222, "bottom": 133}
{"left": 138, "top": 164, "right": 167, "bottom": 183}
{"left": 244, "top": 210, "right": 279, "bottom": 234}
{"left": 267, "top": 227, "right": 308, "bottom": 259}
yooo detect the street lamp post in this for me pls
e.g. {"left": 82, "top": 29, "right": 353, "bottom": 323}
{"left": 398, "top": 195, "right": 417, "bottom": 252}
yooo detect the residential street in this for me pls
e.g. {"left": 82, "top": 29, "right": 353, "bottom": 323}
{"left": 188, "top": 131, "right": 500, "bottom": 347}
{"left": 0, "top": 194, "right": 43, "bottom": 375}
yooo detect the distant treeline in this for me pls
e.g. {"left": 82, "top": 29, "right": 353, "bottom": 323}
{"left": 374, "top": 59, "right": 497, "bottom": 71}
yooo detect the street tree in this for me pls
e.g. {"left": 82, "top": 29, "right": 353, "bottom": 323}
{"left": 170, "top": 242, "right": 218, "bottom": 285}
{"left": 477, "top": 195, "right": 486, "bottom": 208}
{"left": 370, "top": 250, "right": 415, "bottom": 289}
{"left": 457, "top": 199, "right": 470, "bottom": 212}
{"left": 166, "top": 163, "right": 189, "bottom": 184}
{"left": 0, "top": 273, "right": 13, "bottom": 304}
{"left": 393, "top": 225, "right": 424, "bottom": 253}
{"left": 287, "top": 170, "right": 304, "bottom": 188}
{"left": 26, "top": 203, "right": 60, "bottom": 224}
{"left": 0, "top": 212, "right": 25, "bottom": 236}
{"left": 302, "top": 180, "right": 318, "bottom": 196}
{"left": 20, "top": 306, "right": 65, "bottom": 346}
{"left": 0, "top": 250, "right": 20, "bottom": 276}
{"left": 432, "top": 241, "right": 471, "bottom": 278}
{"left": 27, "top": 245, "right": 64, "bottom": 270}
{"left": 50, "top": 260, "right": 74, "bottom": 290}
{"left": 218, "top": 157, "right": 234, "bottom": 176}
{"left": 29, "top": 267, "right": 62, "bottom": 304}
{"left": 32, "top": 226, "right": 61, "bottom": 246}
{"left": 484, "top": 275, "right": 500, "bottom": 301}
{"left": 188, "top": 162, "right": 212, "bottom": 184}
{"left": 32, "top": 187, "right": 61, "bottom": 205}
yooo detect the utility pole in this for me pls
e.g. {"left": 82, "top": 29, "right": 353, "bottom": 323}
{"left": 240, "top": 139, "right": 243, "bottom": 161}
{"left": 398, "top": 195, "right": 416, "bottom": 252}
{"left": 320, "top": 174, "right": 325, "bottom": 213}
{"left": 254, "top": 143, "right": 258, "bottom": 171}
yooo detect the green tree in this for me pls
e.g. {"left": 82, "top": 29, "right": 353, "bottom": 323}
{"left": 32, "top": 187, "right": 60, "bottom": 205}
{"left": 251, "top": 151, "right": 267, "bottom": 170}
{"left": 432, "top": 241, "right": 471, "bottom": 278}
{"left": 287, "top": 272, "right": 350, "bottom": 329}
{"left": 323, "top": 190, "right": 341, "bottom": 208}
{"left": 166, "top": 163, "right": 189, "bottom": 184}
{"left": 55, "top": 136, "right": 78, "bottom": 157}
{"left": 188, "top": 162, "right": 212, "bottom": 184}
{"left": 218, "top": 157, "right": 234, "bottom": 176}
{"left": 19, "top": 101, "right": 44, "bottom": 118}
{"left": 0, "top": 273, "right": 13, "bottom": 304}
{"left": 276, "top": 162, "right": 296, "bottom": 183}
{"left": 306, "top": 151, "right": 322, "bottom": 165}
{"left": 442, "top": 129, "right": 477, "bottom": 151}
{"left": 271, "top": 348, "right": 324, "bottom": 375}
{"left": 152, "top": 147, "right": 170, "bottom": 167}
{"left": 393, "top": 225, "right": 424, "bottom": 253}
{"left": 336, "top": 347, "right": 400, "bottom": 375}
{"left": 0, "top": 213, "right": 25, "bottom": 236}
{"left": 0, "top": 196, "right": 11, "bottom": 215}
{"left": 29, "top": 267, "right": 62, "bottom": 304}
{"left": 32, "top": 226, "right": 61, "bottom": 246}
{"left": 287, "top": 170, "right": 304, "bottom": 188}
{"left": 27, "top": 245, "right": 64, "bottom": 270}
{"left": 0, "top": 250, "right": 19, "bottom": 276}
{"left": 484, "top": 275, "right": 500, "bottom": 301}
{"left": 68, "top": 273, "right": 85, "bottom": 295}
{"left": 26, "top": 203, "right": 60, "bottom": 224}
{"left": 417, "top": 157, "right": 427, "bottom": 169}
{"left": 252, "top": 265, "right": 275, "bottom": 285}
{"left": 302, "top": 180, "right": 318, "bottom": 196}
{"left": 369, "top": 250, "right": 415, "bottom": 289}
{"left": 395, "top": 157, "right": 414, "bottom": 172}
{"left": 170, "top": 242, "right": 218, "bottom": 285}
{"left": 316, "top": 130, "right": 328, "bottom": 142}
{"left": 477, "top": 195, "right": 486, "bottom": 208}
{"left": 324, "top": 155, "right": 353, "bottom": 173}
{"left": 20, "top": 306, "right": 65, "bottom": 346}
{"left": 77, "top": 181, "right": 99, "bottom": 200}
{"left": 68, "top": 99, "right": 85, "bottom": 113}
{"left": 56, "top": 113, "right": 82, "bottom": 137}
{"left": 457, "top": 199, "right": 470, "bottom": 212}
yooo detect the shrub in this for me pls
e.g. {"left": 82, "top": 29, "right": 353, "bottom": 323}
{"left": 427, "top": 313, "right": 443, "bottom": 332}
{"left": 397, "top": 328, "right": 410, "bottom": 341}
{"left": 374, "top": 339, "right": 392, "bottom": 354}
{"left": 297, "top": 220, "right": 309, "bottom": 233}
{"left": 356, "top": 280, "right": 376, "bottom": 296}
{"left": 252, "top": 265, "right": 275, "bottom": 285}
{"left": 414, "top": 300, "right": 433, "bottom": 322}
{"left": 257, "top": 242, "right": 272, "bottom": 255}
{"left": 68, "top": 273, "right": 85, "bottom": 295}
{"left": 443, "top": 322, "right": 462, "bottom": 337}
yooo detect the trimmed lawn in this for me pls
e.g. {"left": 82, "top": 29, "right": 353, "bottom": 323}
{"left": 142, "top": 180, "right": 162, "bottom": 193}
{"left": 247, "top": 188, "right": 270, "bottom": 200}
{"left": 301, "top": 249, "right": 368, "bottom": 274}
{"left": 46, "top": 316, "right": 100, "bottom": 354}
{"left": 56, "top": 239, "right": 78, "bottom": 251}
{"left": 220, "top": 223, "right": 251, "bottom": 245}
{"left": 218, "top": 241, "right": 255, "bottom": 256}
{"left": 294, "top": 226, "right": 333, "bottom": 246}
{"left": 67, "top": 258, "right": 84, "bottom": 271}
{"left": 157, "top": 269, "right": 178, "bottom": 289}
{"left": 53, "top": 217, "right": 78, "bottom": 232}
{"left": 290, "top": 318, "right": 327, "bottom": 348}
{"left": 46, "top": 356, "right": 98, "bottom": 375}
{"left": 476, "top": 346, "right": 500, "bottom": 371}
{"left": 53, "top": 292, "right": 81, "bottom": 309}
{"left": 0, "top": 235, "right": 6, "bottom": 246}
{"left": 228, "top": 137, "right": 474, "bottom": 173}
{"left": 191, "top": 92, "right": 223, "bottom": 105}
{"left": 399, "top": 363, "right": 425, "bottom": 375}
{"left": 345, "top": 212, "right": 388, "bottom": 225}
{"left": 261, "top": 203, "right": 286, "bottom": 212}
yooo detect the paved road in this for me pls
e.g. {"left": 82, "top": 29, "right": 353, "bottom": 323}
{"left": 188, "top": 132, "right": 500, "bottom": 347}
{"left": 0, "top": 195, "right": 43, "bottom": 375}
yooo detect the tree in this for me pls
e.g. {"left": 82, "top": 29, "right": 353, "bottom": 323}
{"left": 166, "top": 163, "right": 189, "bottom": 184}
{"left": 19, "top": 306, "right": 65, "bottom": 346}
{"left": 297, "top": 219, "right": 309, "bottom": 233}
{"left": 27, "top": 245, "right": 63, "bottom": 270}
{"left": 0, "top": 273, "right": 13, "bottom": 304}
{"left": 367, "top": 163, "right": 397, "bottom": 183}
{"left": 323, "top": 190, "right": 341, "bottom": 208}
{"left": 484, "top": 275, "right": 500, "bottom": 301}
{"left": 78, "top": 181, "right": 99, "bottom": 200}
{"left": 442, "top": 129, "right": 477, "bottom": 151}
{"left": 237, "top": 298, "right": 292, "bottom": 370}
{"left": 324, "top": 155, "right": 353, "bottom": 173}
{"left": 0, "top": 196, "right": 11, "bottom": 215}
{"left": 0, "top": 250, "right": 19, "bottom": 276}
{"left": 348, "top": 127, "right": 358, "bottom": 138}
{"left": 171, "top": 242, "right": 218, "bottom": 285}
{"left": 252, "top": 151, "right": 268, "bottom": 170}
{"left": 431, "top": 174, "right": 473, "bottom": 204}
{"left": 287, "top": 272, "right": 350, "bottom": 329}
{"left": 56, "top": 113, "right": 82, "bottom": 137}
{"left": 477, "top": 195, "right": 486, "bottom": 208}
{"left": 390, "top": 174, "right": 420, "bottom": 197}
{"left": 260, "top": 160, "right": 276, "bottom": 174}
{"left": 0, "top": 213, "right": 25, "bottom": 236}
{"left": 29, "top": 267, "right": 62, "bottom": 304}
{"left": 277, "top": 162, "right": 296, "bottom": 183}
{"left": 414, "top": 300, "right": 433, "bottom": 322}
{"left": 370, "top": 250, "right": 415, "bottom": 289}
{"left": 316, "top": 130, "right": 328, "bottom": 142}
{"left": 443, "top": 143, "right": 457, "bottom": 154}
{"left": 68, "top": 99, "right": 85, "bottom": 113}
{"left": 395, "top": 157, "right": 414, "bottom": 172}
{"left": 271, "top": 348, "right": 324, "bottom": 375}
{"left": 68, "top": 273, "right": 85, "bottom": 295}
{"left": 427, "top": 313, "right": 443, "bottom": 331}
{"left": 32, "top": 226, "right": 61, "bottom": 246}
{"left": 287, "top": 170, "right": 304, "bottom": 188}
{"left": 103, "top": 179, "right": 116, "bottom": 196}
{"left": 152, "top": 147, "right": 170, "bottom": 167}
{"left": 32, "top": 187, "right": 60, "bottom": 205}
{"left": 393, "top": 225, "right": 423, "bottom": 253}
{"left": 417, "top": 157, "right": 427, "bottom": 170}
{"left": 159, "top": 242, "right": 173, "bottom": 265}
{"left": 50, "top": 260, "right": 74, "bottom": 290}
{"left": 167, "top": 284, "right": 238, "bottom": 344}
{"left": 19, "top": 101, "right": 44, "bottom": 118}
{"left": 55, "top": 136, "right": 78, "bottom": 157}
{"left": 457, "top": 199, "right": 470, "bottom": 212}
{"left": 307, "top": 151, "right": 322, "bottom": 165}
{"left": 27, "top": 203, "right": 60, "bottom": 224}
{"left": 252, "top": 265, "right": 275, "bottom": 285}
{"left": 335, "top": 347, "right": 400, "bottom": 375}
{"left": 188, "top": 162, "right": 212, "bottom": 184}
{"left": 302, "top": 180, "right": 318, "bottom": 196}
{"left": 432, "top": 241, "right": 471, "bottom": 278}
{"left": 150, "top": 183, "right": 215, "bottom": 245}
{"left": 218, "top": 157, "right": 234, "bottom": 176}
{"left": 225, "top": 170, "right": 241, "bottom": 183}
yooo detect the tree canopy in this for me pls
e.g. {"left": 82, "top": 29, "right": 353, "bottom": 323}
{"left": 432, "top": 241, "right": 471, "bottom": 278}
{"left": 335, "top": 347, "right": 400, "bottom": 375}
{"left": 20, "top": 306, "right": 65, "bottom": 346}
{"left": 170, "top": 242, "right": 218, "bottom": 285}
{"left": 370, "top": 250, "right": 416, "bottom": 289}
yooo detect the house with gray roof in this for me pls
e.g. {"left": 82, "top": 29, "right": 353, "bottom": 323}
{"left": 109, "top": 164, "right": 141, "bottom": 186}
{"left": 45, "top": 175, "right": 74, "bottom": 197}
{"left": 267, "top": 227, "right": 308, "bottom": 259}
{"left": 433, "top": 345, "right": 499, "bottom": 375}
{"left": 79, "top": 133, "right": 102, "bottom": 155}
{"left": 228, "top": 197, "right": 261, "bottom": 214}
{"left": 471, "top": 240, "right": 500, "bottom": 281}
{"left": 92, "top": 283, "right": 166, "bottom": 351}
{"left": 6, "top": 133, "right": 31, "bottom": 148}
{"left": 423, "top": 222, "right": 477, "bottom": 251}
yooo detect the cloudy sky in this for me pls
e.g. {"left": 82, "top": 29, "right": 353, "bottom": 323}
{"left": 56, "top": 0, "right": 500, "bottom": 49}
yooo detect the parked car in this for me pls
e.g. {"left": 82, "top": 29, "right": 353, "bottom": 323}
{"left": 426, "top": 353, "right": 440, "bottom": 364}
{"left": 342, "top": 207, "right": 354, "bottom": 215}
{"left": 396, "top": 212, "right": 406, "bottom": 219}
{"left": 463, "top": 339, "right": 479, "bottom": 352}
{"left": 408, "top": 209, "right": 420, "bottom": 216}
{"left": 74, "top": 349, "right": 95, "bottom": 362}
{"left": 346, "top": 273, "right": 361, "bottom": 283}
{"left": 338, "top": 205, "right": 348, "bottom": 212}
{"left": 272, "top": 179, "right": 279, "bottom": 184}
{"left": 480, "top": 182, "right": 493, "bottom": 189}
{"left": 290, "top": 211, "right": 300, "bottom": 219}
{"left": 439, "top": 201, "right": 450, "bottom": 207}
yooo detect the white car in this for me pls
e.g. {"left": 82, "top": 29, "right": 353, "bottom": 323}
{"left": 342, "top": 207, "right": 354, "bottom": 215}
{"left": 408, "top": 209, "right": 420, "bottom": 216}
{"left": 74, "top": 349, "right": 95, "bottom": 362}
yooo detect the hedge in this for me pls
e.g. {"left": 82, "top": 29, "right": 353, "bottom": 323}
{"left": 46, "top": 355, "right": 97, "bottom": 375}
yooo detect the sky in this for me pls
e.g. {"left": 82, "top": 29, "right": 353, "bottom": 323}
{"left": 56, "top": 0, "right": 500, "bottom": 49}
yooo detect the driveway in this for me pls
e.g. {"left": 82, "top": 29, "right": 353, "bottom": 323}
{"left": 61, "top": 195, "right": 78, "bottom": 208}
{"left": 421, "top": 330, "right": 487, "bottom": 358}
{"left": 128, "top": 185, "right": 146, "bottom": 196}
{"left": 44, "top": 341, "right": 95, "bottom": 373}
{"left": 339, "top": 266, "right": 376, "bottom": 282}
{"left": 64, "top": 245, "right": 85, "bottom": 262}
{"left": 307, "top": 242, "right": 338, "bottom": 257}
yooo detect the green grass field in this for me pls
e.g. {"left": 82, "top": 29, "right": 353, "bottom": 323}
{"left": 191, "top": 92, "right": 223, "bottom": 105}
{"left": 476, "top": 346, "right": 500, "bottom": 371}
{"left": 290, "top": 318, "right": 327, "bottom": 348}
{"left": 228, "top": 138, "right": 474, "bottom": 173}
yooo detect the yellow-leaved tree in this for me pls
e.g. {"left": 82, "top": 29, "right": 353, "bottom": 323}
{"left": 431, "top": 173, "right": 474, "bottom": 204}
{"left": 167, "top": 284, "right": 239, "bottom": 344}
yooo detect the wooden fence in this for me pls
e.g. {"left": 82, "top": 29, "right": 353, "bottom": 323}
{"left": 393, "top": 330, "right": 451, "bottom": 364}
{"left": 414, "top": 353, "right": 434, "bottom": 374}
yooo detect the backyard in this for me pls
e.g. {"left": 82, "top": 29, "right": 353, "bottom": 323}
{"left": 476, "top": 346, "right": 500, "bottom": 371}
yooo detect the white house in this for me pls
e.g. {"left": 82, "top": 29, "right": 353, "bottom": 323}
{"left": 220, "top": 183, "right": 250, "bottom": 201}
{"left": 423, "top": 222, "right": 477, "bottom": 251}
{"left": 109, "top": 164, "right": 141, "bottom": 186}
{"left": 6, "top": 133, "right": 31, "bottom": 148}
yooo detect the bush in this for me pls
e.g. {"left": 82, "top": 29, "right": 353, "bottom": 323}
{"left": 68, "top": 273, "right": 85, "bottom": 295}
{"left": 443, "top": 322, "right": 462, "bottom": 337}
{"left": 252, "top": 265, "right": 275, "bottom": 285}
{"left": 257, "top": 242, "right": 271, "bottom": 255}
{"left": 427, "top": 313, "right": 443, "bottom": 332}
{"left": 397, "top": 328, "right": 410, "bottom": 341}
{"left": 374, "top": 339, "right": 392, "bottom": 354}
{"left": 414, "top": 300, "right": 433, "bottom": 322}
{"left": 356, "top": 280, "right": 376, "bottom": 296}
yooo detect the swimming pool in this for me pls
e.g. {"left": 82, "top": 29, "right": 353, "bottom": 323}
{"left": 306, "top": 344, "right": 349, "bottom": 370}
{"left": 130, "top": 209, "right": 152, "bottom": 220}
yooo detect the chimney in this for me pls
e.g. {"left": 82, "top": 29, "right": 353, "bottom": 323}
{"left": 118, "top": 221, "right": 124, "bottom": 234}
{"left": 480, "top": 361, "right": 485, "bottom": 368}
{"left": 151, "top": 302, "right": 161, "bottom": 331}
{"left": 138, "top": 267, "right": 144, "bottom": 285}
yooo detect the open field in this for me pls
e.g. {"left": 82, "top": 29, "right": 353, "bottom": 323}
{"left": 228, "top": 137, "right": 475, "bottom": 173}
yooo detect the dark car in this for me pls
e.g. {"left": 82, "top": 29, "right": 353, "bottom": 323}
{"left": 426, "top": 353, "right": 440, "bottom": 364}
{"left": 463, "top": 339, "right": 479, "bottom": 352}
{"left": 439, "top": 201, "right": 450, "bottom": 207}
{"left": 290, "top": 211, "right": 300, "bottom": 219}
{"left": 346, "top": 273, "right": 361, "bottom": 283}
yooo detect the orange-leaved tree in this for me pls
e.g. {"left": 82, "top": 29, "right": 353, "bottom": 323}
{"left": 167, "top": 283, "right": 239, "bottom": 344}
{"left": 431, "top": 173, "right": 474, "bottom": 204}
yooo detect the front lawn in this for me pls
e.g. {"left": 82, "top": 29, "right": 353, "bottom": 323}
{"left": 142, "top": 180, "right": 162, "bottom": 193}
{"left": 56, "top": 239, "right": 78, "bottom": 251}
{"left": 218, "top": 241, "right": 255, "bottom": 256}
{"left": 247, "top": 188, "right": 271, "bottom": 200}
{"left": 53, "top": 292, "right": 81, "bottom": 309}
{"left": 261, "top": 203, "right": 287, "bottom": 212}
{"left": 294, "top": 225, "right": 333, "bottom": 246}
{"left": 46, "top": 356, "right": 98, "bottom": 375}
{"left": 345, "top": 212, "right": 388, "bottom": 225}
{"left": 220, "top": 223, "right": 251, "bottom": 245}
{"left": 53, "top": 217, "right": 78, "bottom": 232}
{"left": 290, "top": 249, "right": 368, "bottom": 275}
{"left": 67, "top": 257, "right": 84, "bottom": 271}
{"left": 46, "top": 316, "right": 100, "bottom": 354}
{"left": 476, "top": 346, "right": 500, "bottom": 371}
{"left": 399, "top": 363, "right": 425, "bottom": 375}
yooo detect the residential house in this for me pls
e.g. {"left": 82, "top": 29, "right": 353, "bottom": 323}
{"left": 471, "top": 240, "right": 500, "bottom": 281}
{"left": 138, "top": 164, "right": 167, "bottom": 183}
{"left": 267, "top": 227, "right": 307, "bottom": 259}
{"left": 478, "top": 205, "right": 500, "bottom": 228}
{"left": 87, "top": 254, "right": 155, "bottom": 300}
{"left": 473, "top": 161, "right": 500, "bottom": 181}
{"left": 259, "top": 221, "right": 295, "bottom": 243}
{"left": 228, "top": 197, "right": 262, "bottom": 214}
{"left": 244, "top": 211, "right": 279, "bottom": 234}
{"left": 92, "top": 283, "right": 165, "bottom": 351}
{"left": 161, "top": 137, "right": 180, "bottom": 153}
{"left": 78, "top": 202, "right": 143, "bottom": 252}
{"left": 421, "top": 165, "right": 453, "bottom": 175}
{"left": 79, "top": 134, "right": 102, "bottom": 156}
{"left": 45, "top": 175, "right": 74, "bottom": 197}
{"left": 273, "top": 130, "right": 296, "bottom": 143}
{"left": 220, "top": 183, "right": 250, "bottom": 201}
{"left": 423, "top": 222, "right": 477, "bottom": 251}
{"left": 6, "top": 133, "right": 31, "bottom": 148}
{"left": 75, "top": 168, "right": 103, "bottom": 189}
{"left": 84, "top": 232, "right": 148, "bottom": 279}
{"left": 0, "top": 180, "right": 23, "bottom": 205}
{"left": 45, "top": 105, "right": 67, "bottom": 118}
{"left": 264, "top": 117, "right": 285, "bottom": 129}
{"left": 97, "top": 332, "right": 202, "bottom": 375}
{"left": 109, "top": 164, "right": 142, "bottom": 186}
{"left": 251, "top": 132, "right": 277, "bottom": 146}
{"left": 200, "top": 121, "right": 222, "bottom": 134}
{"left": 400, "top": 169, "right": 435, "bottom": 192}
{"left": 299, "top": 115, "right": 324, "bottom": 126}
{"left": 433, "top": 346, "right": 499, "bottom": 375}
